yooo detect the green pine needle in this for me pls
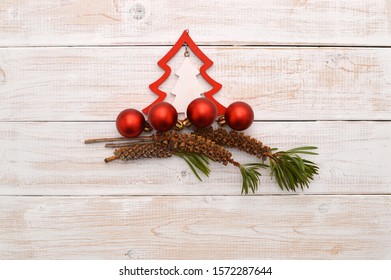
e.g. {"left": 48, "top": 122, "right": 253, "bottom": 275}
{"left": 269, "top": 146, "right": 319, "bottom": 191}
{"left": 176, "top": 152, "right": 211, "bottom": 181}
{"left": 239, "top": 163, "right": 269, "bottom": 195}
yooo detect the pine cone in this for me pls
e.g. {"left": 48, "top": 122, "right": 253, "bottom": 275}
{"left": 153, "top": 131, "right": 235, "bottom": 166}
{"left": 114, "top": 143, "right": 173, "bottom": 161}
{"left": 194, "top": 127, "right": 271, "bottom": 161}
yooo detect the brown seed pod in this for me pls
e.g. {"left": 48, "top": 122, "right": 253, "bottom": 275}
{"left": 104, "top": 142, "right": 173, "bottom": 163}
{"left": 152, "top": 131, "right": 236, "bottom": 166}
{"left": 194, "top": 126, "right": 271, "bottom": 161}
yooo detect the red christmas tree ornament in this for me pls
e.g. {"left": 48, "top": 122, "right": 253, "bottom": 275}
{"left": 225, "top": 101, "right": 254, "bottom": 131}
{"left": 143, "top": 30, "right": 226, "bottom": 116}
{"left": 148, "top": 102, "right": 178, "bottom": 132}
{"left": 187, "top": 98, "right": 218, "bottom": 128}
{"left": 116, "top": 109, "right": 146, "bottom": 138}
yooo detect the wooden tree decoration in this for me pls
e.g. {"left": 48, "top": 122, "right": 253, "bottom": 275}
{"left": 171, "top": 57, "right": 205, "bottom": 114}
{"left": 142, "top": 30, "right": 226, "bottom": 116}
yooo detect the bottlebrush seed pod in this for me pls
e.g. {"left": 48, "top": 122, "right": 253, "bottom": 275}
{"left": 153, "top": 131, "right": 234, "bottom": 166}
{"left": 194, "top": 126, "right": 271, "bottom": 161}
{"left": 113, "top": 143, "right": 173, "bottom": 161}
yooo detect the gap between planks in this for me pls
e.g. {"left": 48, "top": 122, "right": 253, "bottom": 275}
{"left": 4, "top": 118, "right": 378, "bottom": 123}
{"left": 0, "top": 194, "right": 391, "bottom": 197}
{"left": 1, "top": 45, "right": 391, "bottom": 49}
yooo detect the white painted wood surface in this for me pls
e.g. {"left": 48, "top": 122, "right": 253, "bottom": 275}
{"left": 1, "top": 47, "right": 391, "bottom": 121}
{"left": 0, "top": 196, "right": 390, "bottom": 259}
{"left": 1, "top": 0, "right": 391, "bottom": 46}
{"left": 0, "top": 0, "right": 391, "bottom": 260}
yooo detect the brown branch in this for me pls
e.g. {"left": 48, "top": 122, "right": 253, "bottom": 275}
{"left": 105, "top": 140, "right": 153, "bottom": 148}
{"left": 104, "top": 155, "right": 119, "bottom": 163}
{"left": 84, "top": 135, "right": 152, "bottom": 144}
{"left": 228, "top": 158, "right": 241, "bottom": 167}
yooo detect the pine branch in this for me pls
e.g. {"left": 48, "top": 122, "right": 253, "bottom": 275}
{"left": 175, "top": 152, "right": 210, "bottom": 181}
{"left": 269, "top": 146, "right": 319, "bottom": 191}
{"left": 239, "top": 163, "right": 269, "bottom": 194}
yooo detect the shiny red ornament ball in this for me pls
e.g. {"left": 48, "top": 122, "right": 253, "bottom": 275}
{"left": 225, "top": 101, "right": 254, "bottom": 131}
{"left": 148, "top": 102, "right": 178, "bottom": 132}
{"left": 116, "top": 109, "right": 146, "bottom": 138}
{"left": 187, "top": 98, "right": 218, "bottom": 128}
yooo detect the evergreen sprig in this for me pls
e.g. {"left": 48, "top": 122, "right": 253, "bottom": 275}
{"left": 268, "top": 146, "right": 319, "bottom": 191}
{"left": 239, "top": 163, "right": 269, "bottom": 194}
{"left": 176, "top": 152, "right": 210, "bottom": 181}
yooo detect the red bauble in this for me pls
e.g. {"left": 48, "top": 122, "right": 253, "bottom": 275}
{"left": 187, "top": 98, "right": 218, "bottom": 128}
{"left": 116, "top": 109, "right": 146, "bottom": 138}
{"left": 225, "top": 101, "right": 254, "bottom": 131}
{"left": 148, "top": 102, "right": 178, "bottom": 132}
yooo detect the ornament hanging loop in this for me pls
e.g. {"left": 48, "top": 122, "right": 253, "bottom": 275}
{"left": 184, "top": 29, "right": 190, "bottom": 57}
{"left": 184, "top": 43, "right": 190, "bottom": 57}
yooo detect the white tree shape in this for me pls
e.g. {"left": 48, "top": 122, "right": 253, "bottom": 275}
{"left": 171, "top": 57, "right": 205, "bottom": 114}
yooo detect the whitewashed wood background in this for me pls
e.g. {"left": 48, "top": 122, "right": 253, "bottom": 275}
{"left": 0, "top": 0, "right": 391, "bottom": 259}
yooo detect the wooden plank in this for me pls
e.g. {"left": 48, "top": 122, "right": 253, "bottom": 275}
{"left": 1, "top": 47, "right": 390, "bottom": 121}
{"left": 0, "top": 121, "right": 390, "bottom": 195}
{"left": 1, "top": 0, "right": 391, "bottom": 46}
{"left": 0, "top": 195, "right": 390, "bottom": 259}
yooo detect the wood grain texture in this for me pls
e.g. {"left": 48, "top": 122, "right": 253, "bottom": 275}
{"left": 1, "top": 0, "right": 391, "bottom": 261}
{"left": 1, "top": 195, "right": 390, "bottom": 259}
{"left": 1, "top": 0, "right": 391, "bottom": 46}
{"left": 1, "top": 47, "right": 391, "bottom": 121}
{"left": 0, "top": 121, "right": 389, "bottom": 196}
